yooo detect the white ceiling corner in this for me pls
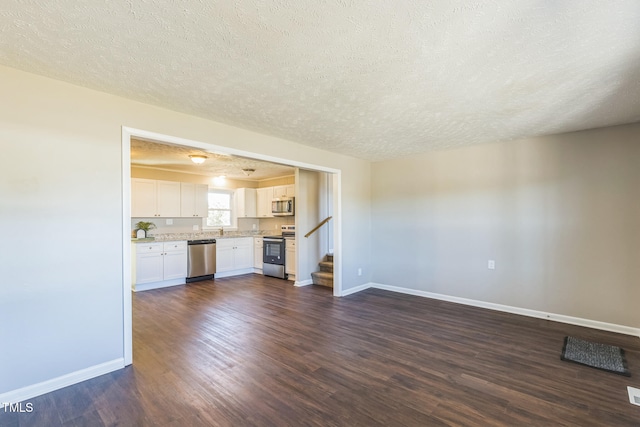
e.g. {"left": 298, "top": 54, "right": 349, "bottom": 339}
{"left": 2, "top": 1, "right": 640, "bottom": 161}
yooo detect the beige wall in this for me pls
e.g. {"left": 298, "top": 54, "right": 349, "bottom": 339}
{"left": 296, "top": 170, "right": 322, "bottom": 282}
{"left": 0, "top": 65, "right": 371, "bottom": 396}
{"left": 258, "top": 176, "right": 295, "bottom": 187}
{"left": 131, "top": 166, "right": 259, "bottom": 188}
{"left": 371, "top": 123, "right": 640, "bottom": 328}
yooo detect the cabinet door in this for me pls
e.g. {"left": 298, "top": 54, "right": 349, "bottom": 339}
{"left": 132, "top": 178, "right": 157, "bottom": 217}
{"left": 194, "top": 184, "right": 209, "bottom": 218}
{"left": 254, "top": 238, "right": 263, "bottom": 269}
{"left": 285, "top": 184, "right": 295, "bottom": 197}
{"left": 234, "top": 238, "right": 254, "bottom": 270}
{"left": 163, "top": 250, "right": 187, "bottom": 280}
{"left": 236, "top": 188, "right": 257, "bottom": 218}
{"left": 156, "top": 180, "right": 181, "bottom": 217}
{"left": 216, "top": 240, "right": 235, "bottom": 272}
{"left": 272, "top": 185, "right": 285, "bottom": 199}
{"left": 180, "top": 183, "right": 196, "bottom": 217}
{"left": 285, "top": 240, "right": 296, "bottom": 275}
{"left": 256, "top": 188, "right": 273, "bottom": 218}
{"left": 272, "top": 184, "right": 295, "bottom": 198}
{"left": 136, "top": 251, "right": 164, "bottom": 284}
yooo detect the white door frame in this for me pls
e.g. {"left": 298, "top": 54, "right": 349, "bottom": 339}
{"left": 121, "top": 126, "right": 342, "bottom": 365}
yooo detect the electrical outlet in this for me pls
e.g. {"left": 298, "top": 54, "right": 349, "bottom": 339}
{"left": 628, "top": 386, "right": 640, "bottom": 406}
{"left": 252, "top": 224, "right": 257, "bottom": 230}
{"left": 192, "top": 225, "right": 199, "bottom": 231}
{"left": 357, "top": 268, "right": 362, "bottom": 276}
{"left": 488, "top": 260, "right": 495, "bottom": 270}
{"left": 166, "top": 219, "right": 173, "bottom": 225}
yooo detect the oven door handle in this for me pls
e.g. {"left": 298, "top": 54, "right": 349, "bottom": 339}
{"left": 264, "top": 238, "right": 284, "bottom": 242}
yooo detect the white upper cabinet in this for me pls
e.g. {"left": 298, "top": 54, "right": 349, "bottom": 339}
{"left": 236, "top": 188, "right": 257, "bottom": 218}
{"left": 181, "top": 183, "right": 208, "bottom": 217}
{"left": 132, "top": 179, "right": 157, "bottom": 217}
{"left": 132, "top": 179, "right": 181, "bottom": 217}
{"left": 273, "top": 184, "right": 295, "bottom": 198}
{"left": 133, "top": 179, "right": 207, "bottom": 218}
{"left": 156, "top": 181, "right": 182, "bottom": 217}
{"left": 256, "top": 187, "right": 274, "bottom": 218}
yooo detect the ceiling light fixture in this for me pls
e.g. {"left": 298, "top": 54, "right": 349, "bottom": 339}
{"left": 189, "top": 154, "right": 208, "bottom": 164}
{"left": 242, "top": 168, "right": 256, "bottom": 176}
{"left": 213, "top": 175, "right": 226, "bottom": 186}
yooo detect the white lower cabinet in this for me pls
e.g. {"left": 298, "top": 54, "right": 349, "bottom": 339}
{"left": 133, "top": 241, "right": 187, "bottom": 291}
{"left": 285, "top": 239, "right": 296, "bottom": 279}
{"left": 254, "top": 237, "right": 263, "bottom": 270}
{"left": 216, "top": 237, "right": 254, "bottom": 277}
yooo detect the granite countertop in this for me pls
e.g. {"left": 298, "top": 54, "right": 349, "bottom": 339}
{"left": 132, "top": 231, "right": 276, "bottom": 243}
{"left": 131, "top": 237, "right": 156, "bottom": 242}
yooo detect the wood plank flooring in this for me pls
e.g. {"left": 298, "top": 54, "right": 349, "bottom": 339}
{"left": 2, "top": 274, "right": 639, "bottom": 426}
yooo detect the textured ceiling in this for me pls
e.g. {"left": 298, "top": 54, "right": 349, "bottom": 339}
{"left": 2, "top": 1, "right": 640, "bottom": 161}
{"left": 131, "top": 138, "right": 295, "bottom": 180}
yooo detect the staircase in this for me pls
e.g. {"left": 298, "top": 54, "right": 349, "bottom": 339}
{"left": 311, "top": 254, "right": 333, "bottom": 288}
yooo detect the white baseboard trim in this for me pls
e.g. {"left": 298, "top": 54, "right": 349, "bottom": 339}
{"left": 295, "top": 279, "right": 313, "bottom": 287}
{"left": 133, "top": 278, "right": 185, "bottom": 292}
{"left": 339, "top": 282, "right": 373, "bottom": 297}
{"left": 0, "top": 358, "right": 125, "bottom": 404}
{"left": 214, "top": 268, "right": 255, "bottom": 279}
{"left": 348, "top": 282, "right": 640, "bottom": 337}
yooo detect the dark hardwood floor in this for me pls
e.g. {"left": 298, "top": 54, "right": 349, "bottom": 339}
{"left": 3, "top": 274, "right": 639, "bottom": 426}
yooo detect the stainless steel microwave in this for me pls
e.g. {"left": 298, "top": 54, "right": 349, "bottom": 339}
{"left": 272, "top": 197, "right": 294, "bottom": 216}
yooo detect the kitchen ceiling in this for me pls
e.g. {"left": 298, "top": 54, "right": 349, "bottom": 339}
{"left": 2, "top": 1, "right": 640, "bottom": 161}
{"left": 131, "top": 138, "right": 295, "bottom": 181}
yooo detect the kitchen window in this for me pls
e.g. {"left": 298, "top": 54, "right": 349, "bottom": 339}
{"left": 206, "top": 189, "right": 233, "bottom": 227}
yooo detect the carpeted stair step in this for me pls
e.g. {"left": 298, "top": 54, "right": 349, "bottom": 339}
{"left": 326, "top": 254, "right": 333, "bottom": 262}
{"left": 319, "top": 261, "right": 333, "bottom": 273}
{"left": 311, "top": 271, "right": 333, "bottom": 288}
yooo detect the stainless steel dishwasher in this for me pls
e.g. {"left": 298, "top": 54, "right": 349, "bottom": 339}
{"left": 186, "top": 239, "right": 216, "bottom": 282}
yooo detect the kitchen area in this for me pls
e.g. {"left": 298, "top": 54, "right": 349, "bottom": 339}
{"left": 129, "top": 138, "right": 301, "bottom": 292}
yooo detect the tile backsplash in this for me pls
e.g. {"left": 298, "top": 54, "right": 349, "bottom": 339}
{"left": 131, "top": 216, "right": 294, "bottom": 236}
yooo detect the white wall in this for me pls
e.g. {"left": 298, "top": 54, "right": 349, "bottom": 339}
{"left": 0, "top": 65, "right": 371, "bottom": 397}
{"left": 296, "top": 170, "right": 322, "bottom": 282}
{"left": 371, "top": 123, "right": 640, "bottom": 328}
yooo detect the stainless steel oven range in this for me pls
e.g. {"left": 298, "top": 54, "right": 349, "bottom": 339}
{"left": 262, "top": 225, "right": 295, "bottom": 279}
{"left": 263, "top": 236, "right": 285, "bottom": 279}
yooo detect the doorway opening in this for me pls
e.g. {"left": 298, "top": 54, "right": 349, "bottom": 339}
{"left": 121, "top": 126, "right": 342, "bottom": 365}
